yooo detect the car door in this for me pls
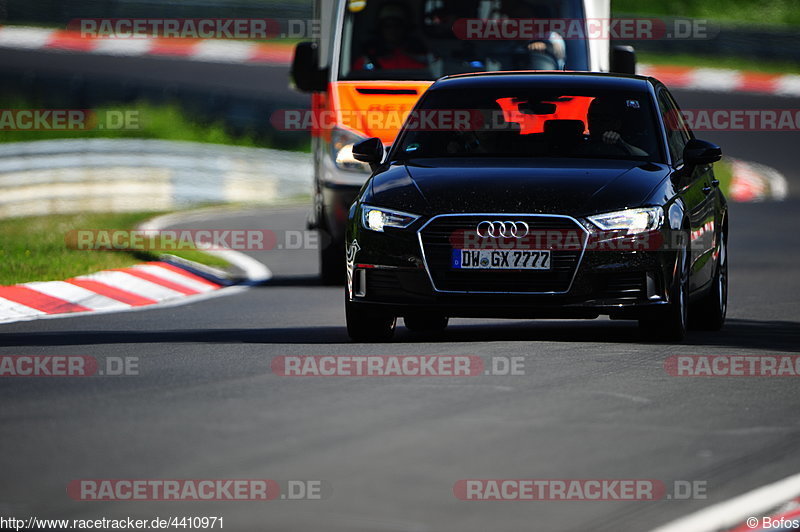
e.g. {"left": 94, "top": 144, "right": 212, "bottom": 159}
{"left": 657, "top": 88, "right": 716, "bottom": 291}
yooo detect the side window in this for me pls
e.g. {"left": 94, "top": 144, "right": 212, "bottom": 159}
{"left": 657, "top": 89, "right": 690, "bottom": 165}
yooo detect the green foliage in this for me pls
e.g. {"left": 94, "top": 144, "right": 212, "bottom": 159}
{"left": 613, "top": 0, "right": 800, "bottom": 27}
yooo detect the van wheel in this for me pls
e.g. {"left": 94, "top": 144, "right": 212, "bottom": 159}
{"left": 319, "top": 226, "right": 345, "bottom": 286}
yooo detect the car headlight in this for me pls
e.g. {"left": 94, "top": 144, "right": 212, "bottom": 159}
{"left": 587, "top": 207, "right": 664, "bottom": 235}
{"left": 332, "top": 128, "right": 373, "bottom": 173}
{"left": 361, "top": 205, "right": 420, "bottom": 232}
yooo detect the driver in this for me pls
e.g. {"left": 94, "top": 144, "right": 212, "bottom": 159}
{"left": 352, "top": 3, "right": 428, "bottom": 71}
{"left": 490, "top": 1, "right": 566, "bottom": 70}
{"left": 580, "top": 97, "right": 648, "bottom": 157}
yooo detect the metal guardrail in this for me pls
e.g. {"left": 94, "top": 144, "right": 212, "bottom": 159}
{"left": 0, "top": 139, "right": 312, "bottom": 219}
{"left": 4, "top": 0, "right": 312, "bottom": 25}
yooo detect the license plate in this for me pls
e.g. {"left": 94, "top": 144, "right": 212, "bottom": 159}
{"left": 452, "top": 249, "right": 551, "bottom": 270}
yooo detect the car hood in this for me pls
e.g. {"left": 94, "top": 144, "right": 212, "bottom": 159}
{"left": 370, "top": 158, "right": 671, "bottom": 217}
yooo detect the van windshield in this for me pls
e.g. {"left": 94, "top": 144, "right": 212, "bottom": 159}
{"left": 338, "top": 0, "right": 589, "bottom": 81}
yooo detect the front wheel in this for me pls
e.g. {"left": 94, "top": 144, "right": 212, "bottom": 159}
{"left": 640, "top": 241, "right": 689, "bottom": 342}
{"left": 346, "top": 300, "right": 396, "bottom": 342}
{"left": 689, "top": 233, "right": 728, "bottom": 330}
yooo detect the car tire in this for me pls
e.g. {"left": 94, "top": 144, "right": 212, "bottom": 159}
{"left": 319, "top": 224, "right": 345, "bottom": 286}
{"left": 404, "top": 314, "right": 449, "bottom": 332}
{"left": 689, "top": 232, "right": 728, "bottom": 331}
{"left": 640, "top": 238, "right": 689, "bottom": 342}
{"left": 346, "top": 300, "right": 396, "bottom": 342}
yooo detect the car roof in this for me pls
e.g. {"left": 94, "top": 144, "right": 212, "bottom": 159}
{"left": 430, "top": 71, "right": 654, "bottom": 92}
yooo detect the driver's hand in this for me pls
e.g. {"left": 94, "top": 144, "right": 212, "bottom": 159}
{"left": 602, "top": 131, "right": 621, "bottom": 144}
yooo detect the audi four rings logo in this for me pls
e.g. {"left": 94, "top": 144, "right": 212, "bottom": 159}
{"left": 476, "top": 221, "right": 530, "bottom": 238}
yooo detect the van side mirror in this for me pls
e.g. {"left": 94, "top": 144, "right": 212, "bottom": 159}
{"left": 352, "top": 138, "right": 385, "bottom": 171}
{"left": 291, "top": 42, "right": 328, "bottom": 93}
{"left": 684, "top": 139, "right": 722, "bottom": 166}
{"left": 610, "top": 45, "right": 637, "bottom": 75}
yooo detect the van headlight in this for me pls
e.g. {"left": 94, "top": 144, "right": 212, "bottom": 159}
{"left": 587, "top": 207, "right": 664, "bottom": 235}
{"left": 361, "top": 205, "right": 420, "bottom": 232}
{"left": 332, "top": 128, "right": 373, "bottom": 173}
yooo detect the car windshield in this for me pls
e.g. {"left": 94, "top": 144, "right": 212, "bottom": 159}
{"left": 339, "top": 0, "right": 588, "bottom": 81}
{"left": 392, "top": 86, "right": 664, "bottom": 162}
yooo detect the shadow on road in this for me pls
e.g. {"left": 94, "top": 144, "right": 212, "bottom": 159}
{"left": 0, "top": 319, "right": 797, "bottom": 351}
{"left": 0, "top": 327, "right": 347, "bottom": 346}
{"left": 429, "top": 318, "right": 800, "bottom": 352}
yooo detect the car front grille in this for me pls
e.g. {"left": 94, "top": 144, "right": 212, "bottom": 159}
{"left": 418, "top": 215, "right": 586, "bottom": 294}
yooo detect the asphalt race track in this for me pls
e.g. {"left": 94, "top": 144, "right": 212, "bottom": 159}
{"left": 1, "top": 54, "right": 799, "bottom": 530}
{"left": 0, "top": 48, "right": 309, "bottom": 106}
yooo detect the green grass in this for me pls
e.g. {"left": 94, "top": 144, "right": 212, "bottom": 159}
{"left": 0, "top": 212, "right": 230, "bottom": 286}
{"left": 613, "top": 0, "right": 800, "bottom": 27}
{"left": 638, "top": 52, "right": 800, "bottom": 75}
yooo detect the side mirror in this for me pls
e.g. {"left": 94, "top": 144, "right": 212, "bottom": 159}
{"left": 610, "top": 45, "right": 637, "bottom": 75}
{"left": 684, "top": 139, "right": 722, "bottom": 166}
{"left": 291, "top": 42, "right": 328, "bottom": 93}
{"left": 352, "top": 138, "right": 385, "bottom": 171}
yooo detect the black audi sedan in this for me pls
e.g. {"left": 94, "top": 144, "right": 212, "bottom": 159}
{"left": 345, "top": 72, "right": 727, "bottom": 342}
